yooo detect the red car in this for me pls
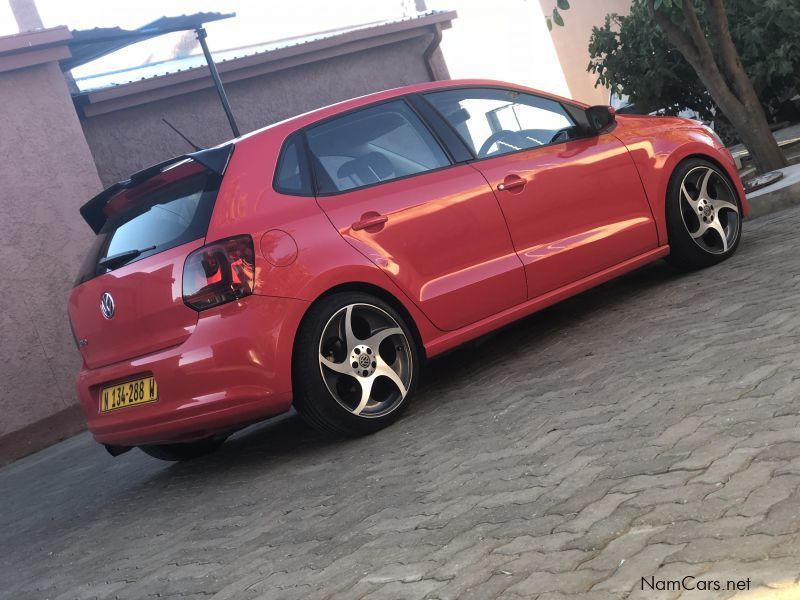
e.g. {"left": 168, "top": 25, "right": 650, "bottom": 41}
{"left": 67, "top": 79, "right": 747, "bottom": 461}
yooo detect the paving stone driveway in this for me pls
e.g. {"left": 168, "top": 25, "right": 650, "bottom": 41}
{"left": 3, "top": 207, "right": 800, "bottom": 600}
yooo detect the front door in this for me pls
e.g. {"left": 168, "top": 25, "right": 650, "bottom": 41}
{"left": 424, "top": 87, "right": 659, "bottom": 299}
{"left": 306, "top": 98, "right": 526, "bottom": 331}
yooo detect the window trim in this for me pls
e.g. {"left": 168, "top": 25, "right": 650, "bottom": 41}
{"left": 418, "top": 85, "right": 593, "bottom": 164}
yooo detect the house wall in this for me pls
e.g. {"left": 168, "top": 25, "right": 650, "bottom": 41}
{"left": 0, "top": 50, "right": 102, "bottom": 464}
{"left": 81, "top": 35, "right": 437, "bottom": 186}
{"left": 540, "top": 0, "right": 631, "bottom": 105}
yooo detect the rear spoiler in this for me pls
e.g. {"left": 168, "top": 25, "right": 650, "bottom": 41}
{"left": 80, "top": 144, "right": 234, "bottom": 234}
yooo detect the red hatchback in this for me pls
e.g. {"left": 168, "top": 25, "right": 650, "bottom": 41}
{"left": 68, "top": 79, "right": 748, "bottom": 461}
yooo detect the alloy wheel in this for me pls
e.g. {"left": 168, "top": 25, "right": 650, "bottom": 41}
{"left": 679, "top": 165, "right": 740, "bottom": 254}
{"left": 318, "top": 303, "right": 413, "bottom": 418}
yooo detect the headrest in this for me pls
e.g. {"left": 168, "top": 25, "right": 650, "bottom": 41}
{"left": 337, "top": 152, "right": 394, "bottom": 183}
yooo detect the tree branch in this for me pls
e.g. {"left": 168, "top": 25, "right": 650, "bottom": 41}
{"left": 647, "top": 0, "right": 700, "bottom": 64}
{"left": 704, "top": 0, "right": 749, "bottom": 101}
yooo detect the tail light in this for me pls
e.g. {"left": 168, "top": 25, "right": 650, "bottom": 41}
{"left": 182, "top": 235, "right": 255, "bottom": 311}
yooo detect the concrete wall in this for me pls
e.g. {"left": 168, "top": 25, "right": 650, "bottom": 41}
{"left": 540, "top": 0, "right": 631, "bottom": 105}
{"left": 82, "top": 35, "right": 437, "bottom": 186}
{"left": 0, "top": 47, "right": 102, "bottom": 463}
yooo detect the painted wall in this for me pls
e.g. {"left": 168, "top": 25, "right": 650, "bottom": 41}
{"left": 428, "top": 0, "right": 570, "bottom": 97}
{"left": 540, "top": 0, "right": 632, "bottom": 104}
{"left": 0, "top": 59, "right": 102, "bottom": 463}
{"left": 82, "top": 35, "right": 437, "bottom": 186}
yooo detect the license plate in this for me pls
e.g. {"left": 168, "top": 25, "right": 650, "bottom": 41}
{"left": 101, "top": 376, "right": 158, "bottom": 412}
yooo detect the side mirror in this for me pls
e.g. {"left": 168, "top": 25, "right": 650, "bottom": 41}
{"left": 586, "top": 105, "right": 616, "bottom": 133}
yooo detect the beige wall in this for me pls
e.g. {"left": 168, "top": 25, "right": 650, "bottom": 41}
{"left": 0, "top": 58, "right": 102, "bottom": 462}
{"left": 540, "top": 0, "right": 631, "bottom": 104}
{"left": 82, "top": 35, "right": 437, "bottom": 186}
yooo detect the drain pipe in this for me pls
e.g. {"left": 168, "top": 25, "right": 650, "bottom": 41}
{"left": 423, "top": 23, "right": 444, "bottom": 81}
{"left": 195, "top": 27, "right": 241, "bottom": 138}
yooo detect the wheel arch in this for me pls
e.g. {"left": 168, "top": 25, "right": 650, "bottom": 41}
{"left": 291, "top": 280, "right": 429, "bottom": 370}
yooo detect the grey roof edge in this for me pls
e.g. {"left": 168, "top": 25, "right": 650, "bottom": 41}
{"left": 75, "top": 10, "right": 456, "bottom": 115}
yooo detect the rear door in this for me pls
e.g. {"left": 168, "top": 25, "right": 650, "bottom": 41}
{"left": 423, "top": 87, "right": 659, "bottom": 300}
{"left": 68, "top": 161, "right": 221, "bottom": 369}
{"left": 306, "top": 98, "right": 526, "bottom": 331}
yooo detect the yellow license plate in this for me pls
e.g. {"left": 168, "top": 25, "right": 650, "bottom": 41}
{"left": 101, "top": 376, "right": 158, "bottom": 412}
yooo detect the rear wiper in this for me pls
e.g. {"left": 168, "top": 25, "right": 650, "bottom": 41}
{"left": 99, "top": 245, "right": 156, "bottom": 270}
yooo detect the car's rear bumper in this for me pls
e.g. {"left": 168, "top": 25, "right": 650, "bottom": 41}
{"left": 75, "top": 294, "right": 308, "bottom": 446}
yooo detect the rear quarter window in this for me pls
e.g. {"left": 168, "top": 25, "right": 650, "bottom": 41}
{"left": 75, "top": 166, "right": 220, "bottom": 285}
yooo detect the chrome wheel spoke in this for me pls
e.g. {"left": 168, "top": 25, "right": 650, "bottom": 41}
{"left": 320, "top": 355, "right": 351, "bottom": 375}
{"left": 364, "top": 327, "right": 403, "bottom": 350}
{"left": 691, "top": 221, "right": 709, "bottom": 239}
{"left": 713, "top": 200, "right": 739, "bottom": 215}
{"left": 353, "top": 376, "right": 375, "bottom": 415}
{"left": 698, "top": 167, "right": 713, "bottom": 199}
{"left": 343, "top": 304, "right": 357, "bottom": 350}
{"left": 708, "top": 219, "right": 729, "bottom": 253}
{"left": 681, "top": 182, "right": 699, "bottom": 210}
{"left": 375, "top": 359, "right": 408, "bottom": 397}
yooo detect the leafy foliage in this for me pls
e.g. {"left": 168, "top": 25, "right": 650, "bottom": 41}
{"left": 587, "top": 0, "right": 800, "bottom": 123}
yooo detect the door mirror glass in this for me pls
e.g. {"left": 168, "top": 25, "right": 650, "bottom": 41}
{"left": 586, "top": 105, "right": 616, "bottom": 133}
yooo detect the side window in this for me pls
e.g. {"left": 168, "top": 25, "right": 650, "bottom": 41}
{"left": 274, "top": 133, "right": 312, "bottom": 196}
{"left": 423, "top": 88, "right": 576, "bottom": 158}
{"left": 306, "top": 100, "right": 451, "bottom": 194}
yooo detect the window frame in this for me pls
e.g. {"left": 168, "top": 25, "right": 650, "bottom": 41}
{"left": 419, "top": 85, "right": 593, "bottom": 163}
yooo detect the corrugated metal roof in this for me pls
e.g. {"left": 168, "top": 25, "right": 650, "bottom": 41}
{"left": 74, "top": 11, "right": 447, "bottom": 93}
{"left": 62, "top": 12, "right": 234, "bottom": 72}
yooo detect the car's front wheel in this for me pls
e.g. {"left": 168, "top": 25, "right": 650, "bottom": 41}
{"left": 293, "top": 292, "right": 419, "bottom": 437}
{"left": 666, "top": 158, "right": 742, "bottom": 270}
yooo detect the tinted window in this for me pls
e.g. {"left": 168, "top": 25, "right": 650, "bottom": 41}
{"left": 306, "top": 100, "right": 450, "bottom": 194}
{"left": 424, "top": 88, "right": 576, "bottom": 158}
{"left": 274, "top": 133, "right": 312, "bottom": 195}
{"left": 76, "top": 168, "right": 219, "bottom": 284}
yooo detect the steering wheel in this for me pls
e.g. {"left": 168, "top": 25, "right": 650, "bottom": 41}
{"left": 478, "top": 130, "right": 530, "bottom": 157}
{"left": 549, "top": 127, "right": 574, "bottom": 144}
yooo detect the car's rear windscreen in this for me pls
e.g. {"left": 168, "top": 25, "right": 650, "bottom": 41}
{"left": 75, "top": 163, "right": 221, "bottom": 286}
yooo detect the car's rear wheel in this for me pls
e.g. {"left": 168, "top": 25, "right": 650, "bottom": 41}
{"left": 293, "top": 292, "right": 419, "bottom": 437}
{"left": 139, "top": 437, "right": 224, "bottom": 461}
{"left": 666, "top": 158, "right": 742, "bottom": 270}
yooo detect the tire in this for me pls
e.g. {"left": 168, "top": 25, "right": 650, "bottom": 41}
{"left": 293, "top": 291, "right": 420, "bottom": 437}
{"left": 139, "top": 437, "right": 224, "bottom": 461}
{"left": 666, "top": 158, "right": 743, "bottom": 270}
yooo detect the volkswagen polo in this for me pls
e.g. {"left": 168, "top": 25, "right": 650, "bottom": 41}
{"left": 67, "top": 79, "right": 747, "bottom": 461}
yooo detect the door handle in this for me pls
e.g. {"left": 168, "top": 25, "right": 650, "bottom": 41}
{"left": 497, "top": 175, "right": 526, "bottom": 192}
{"left": 352, "top": 212, "right": 388, "bottom": 231}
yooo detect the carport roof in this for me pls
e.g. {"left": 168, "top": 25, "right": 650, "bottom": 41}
{"left": 60, "top": 12, "right": 235, "bottom": 72}
{"left": 72, "top": 10, "right": 456, "bottom": 117}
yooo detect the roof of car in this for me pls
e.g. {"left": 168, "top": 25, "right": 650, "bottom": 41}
{"left": 237, "top": 79, "right": 586, "bottom": 145}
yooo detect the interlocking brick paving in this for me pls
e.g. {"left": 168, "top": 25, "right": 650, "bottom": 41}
{"left": 2, "top": 207, "right": 800, "bottom": 600}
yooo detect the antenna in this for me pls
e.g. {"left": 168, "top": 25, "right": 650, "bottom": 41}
{"left": 162, "top": 118, "right": 203, "bottom": 152}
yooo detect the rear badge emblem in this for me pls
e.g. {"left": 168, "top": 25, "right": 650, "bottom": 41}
{"left": 100, "top": 292, "right": 115, "bottom": 319}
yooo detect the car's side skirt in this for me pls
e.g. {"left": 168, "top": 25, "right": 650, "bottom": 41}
{"left": 424, "top": 245, "right": 670, "bottom": 357}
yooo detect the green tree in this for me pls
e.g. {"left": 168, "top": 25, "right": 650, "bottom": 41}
{"left": 588, "top": 8, "right": 716, "bottom": 121}
{"left": 548, "top": 0, "right": 793, "bottom": 172}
